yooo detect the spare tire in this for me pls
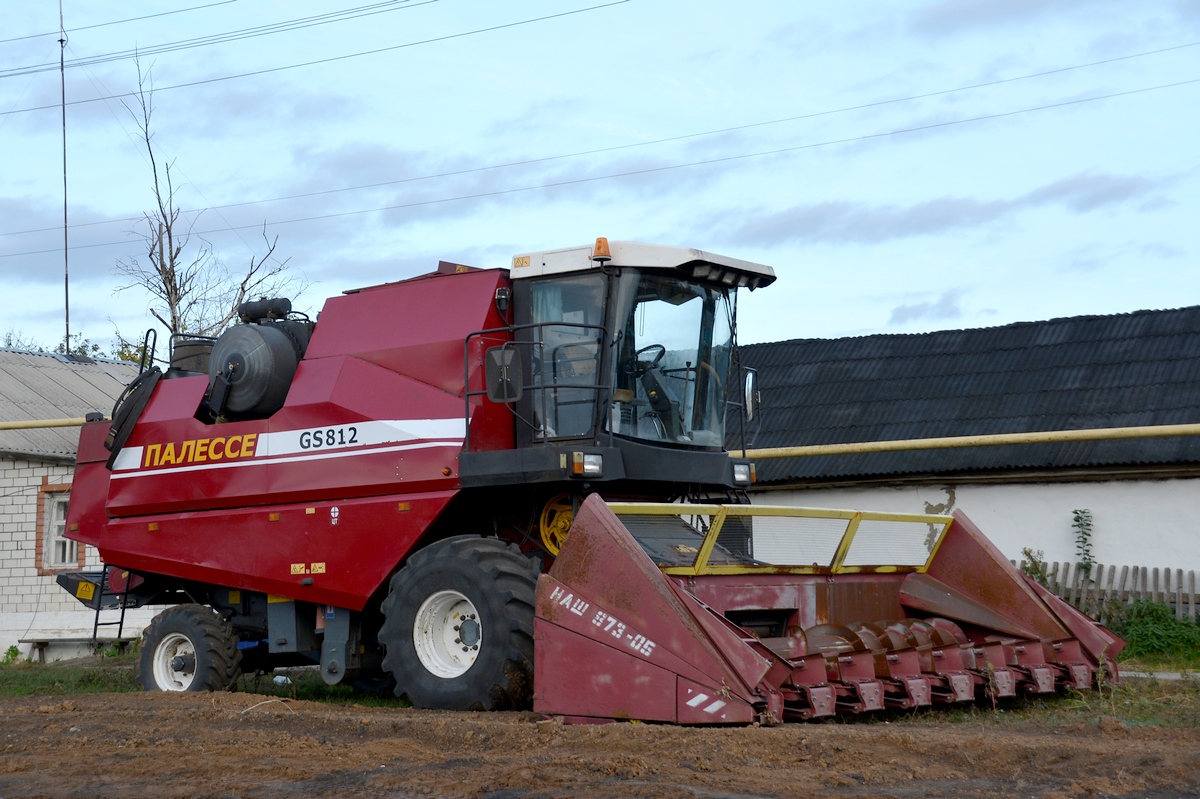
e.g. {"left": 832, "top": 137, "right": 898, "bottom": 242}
{"left": 208, "top": 324, "right": 299, "bottom": 418}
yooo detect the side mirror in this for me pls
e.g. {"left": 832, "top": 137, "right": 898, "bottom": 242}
{"left": 485, "top": 346, "right": 523, "bottom": 403}
{"left": 744, "top": 368, "right": 758, "bottom": 421}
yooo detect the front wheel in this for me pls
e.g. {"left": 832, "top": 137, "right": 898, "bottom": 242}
{"left": 379, "top": 536, "right": 537, "bottom": 710}
{"left": 137, "top": 605, "right": 241, "bottom": 692}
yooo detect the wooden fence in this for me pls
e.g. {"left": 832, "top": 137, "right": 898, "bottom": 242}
{"left": 1013, "top": 560, "right": 1198, "bottom": 624}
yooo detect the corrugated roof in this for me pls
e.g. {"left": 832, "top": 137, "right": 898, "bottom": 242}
{"left": 736, "top": 306, "right": 1200, "bottom": 484}
{"left": 0, "top": 349, "right": 138, "bottom": 461}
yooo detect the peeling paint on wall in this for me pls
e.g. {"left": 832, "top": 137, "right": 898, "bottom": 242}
{"left": 922, "top": 485, "right": 956, "bottom": 551}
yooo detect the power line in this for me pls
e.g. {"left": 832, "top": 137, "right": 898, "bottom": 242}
{"left": 0, "top": 1, "right": 633, "bottom": 117}
{"left": 3, "top": 76, "right": 1195, "bottom": 260}
{"left": 0, "top": 46, "right": 57, "bottom": 133}
{"left": 0, "top": 1, "right": 241, "bottom": 45}
{"left": 2, "top": 38, "right": 1196, "bottom": 241}
{"left": 146, "top": 39, "right": 1200, "bottom": 209}
{"left": 0, "top": 1, "right": 433, "bottom": 79}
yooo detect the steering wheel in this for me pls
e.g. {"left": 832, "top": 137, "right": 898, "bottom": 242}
{"left": 635, "top": 343, "right": 666, "bottom": 366}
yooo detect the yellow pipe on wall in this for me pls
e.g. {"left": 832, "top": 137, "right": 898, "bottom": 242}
{"left": 7, "top": 418, "right": 1199, "bottom": 458}
{"left": 0, "top": 417, "right": 96, "bottom": 431}
{"left": 740, "top": 422, "right": 1200, "bottom": 460}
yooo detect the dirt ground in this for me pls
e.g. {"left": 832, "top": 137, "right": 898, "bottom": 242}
{"left": 2, "top": 691, "right": 1198, "bottom": 799}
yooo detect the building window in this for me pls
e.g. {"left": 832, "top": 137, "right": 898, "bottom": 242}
{"left": 36, "top": 480, "right": 81, "bottom": 575}
{"left": 44, "top": 494, "right": 75, "bottom": 568}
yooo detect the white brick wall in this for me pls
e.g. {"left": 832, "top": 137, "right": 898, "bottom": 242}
{"left": 0, "top": 458, "right": 96, "bottom": 647}
{"left": 0, "top": 456, "right": 164, "bottom": 657}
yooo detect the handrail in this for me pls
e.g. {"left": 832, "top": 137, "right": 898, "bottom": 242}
{"left": 462, "top": 320, "right": 610, "bottom": 451}
{"left": 606, "top": 501, "right": 953, "bottom": 577}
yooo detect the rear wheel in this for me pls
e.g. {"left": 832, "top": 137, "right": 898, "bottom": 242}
{"left": 137, "top": 605, "right": 241, "bottom": 692}
{"left": 379, "top": 536, "right": 537, "bottom": 710}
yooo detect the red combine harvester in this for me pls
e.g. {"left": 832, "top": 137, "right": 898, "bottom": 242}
{"left": 58, "top": 239, "right": 1121, "bottom": 723}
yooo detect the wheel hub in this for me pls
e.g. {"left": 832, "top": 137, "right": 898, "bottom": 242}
{"left": 413, "top": 590, "right": 481, "bottom": 678}
{"left": 458, "top": 617, "right": 480, "bottom": 647}
{"left": 152, "top": 632, "right": 197, "bottom": 691}
{"left": 170, "top": 654, "right": 196, "bottom": 674}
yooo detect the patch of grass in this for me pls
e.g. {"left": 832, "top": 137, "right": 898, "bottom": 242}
{"left": 234, "top": 668, "right": 410, "bottom": 708}
{"left": 1058, "top": 676, "right": 1200, "bottom": 727}
{"left": 1117, "top": 652, "right": 1200, "bottom": 674}
{"left": 0, "top": 660, "right": 139, "bottom": 697}
{"left": 0, "top": 658, "right": 409, "bottom": 706}
{"left": 862, "top": 673, "right": 1200, "bottom": 729}
{"left": 99, "top": 640, "right": 140, "bottom": 660}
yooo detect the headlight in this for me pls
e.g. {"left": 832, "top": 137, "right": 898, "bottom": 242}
{"left": 571, "top": 452, "right": 603, "bottom": 477}
{"left": 732, "top": 463, "right": 753, "bottom": 485}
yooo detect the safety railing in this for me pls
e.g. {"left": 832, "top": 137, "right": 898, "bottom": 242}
{"left": 462, "top": 321, "right": 611, "bottom": 452}
{"left": 606, "top": 502, "right": 954, "bottom": 577}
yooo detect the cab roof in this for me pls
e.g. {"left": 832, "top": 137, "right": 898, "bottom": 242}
{"left": 509, "top": 240, "right": 776, "bottom": 290}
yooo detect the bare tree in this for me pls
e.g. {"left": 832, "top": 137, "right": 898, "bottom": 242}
{"left": 115, "top": 61, "right": 300, "bottom": 343}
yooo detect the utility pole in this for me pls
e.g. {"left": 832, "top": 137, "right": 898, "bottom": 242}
{"left": 59, "top": 0, "right": 70, "bottom": 354}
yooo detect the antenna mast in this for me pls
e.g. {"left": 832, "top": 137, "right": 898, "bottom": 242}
{"left": 59, "top": 0, "right": 70, "bottom": 354}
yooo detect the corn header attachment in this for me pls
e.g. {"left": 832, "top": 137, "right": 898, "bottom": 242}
{"left": 534, "top": 495, "right": 1122, "bottom": 724}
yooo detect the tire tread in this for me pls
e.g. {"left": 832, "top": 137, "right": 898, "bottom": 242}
{"left": 137, "top": 605, "right": 241, "bottom": 692}
{"left": 379, "top": 536, "right": 537, "bottom": 710}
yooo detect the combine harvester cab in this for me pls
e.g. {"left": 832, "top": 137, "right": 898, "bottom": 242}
{"left": 534, "top": 495, "right": 1123, "bottom": 724}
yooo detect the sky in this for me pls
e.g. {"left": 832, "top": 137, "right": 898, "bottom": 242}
{"left": 1, "top": 0, "right": 1197, "bottom": 353}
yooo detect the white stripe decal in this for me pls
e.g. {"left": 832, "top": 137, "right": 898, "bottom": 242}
{"left": 111, "top": 446, "right": 143, "bottom": 471}
{"left": 686, "top": 693, "right": 709, "bottom": 708}
{"left": 259, "top": 419, "right": 466, "bottom": 457}
{"left": 703, "top": 700, "right": 727, "bottom": 714}
{"left": 110, "top": 440, "right": 462, "bottom": 480}
{"left": 110, "top": 418, "right": 466, "bottom": 476}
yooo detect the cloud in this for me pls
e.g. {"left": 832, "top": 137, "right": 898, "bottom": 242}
{"left": 1058, "top": 239, "right": 1188, "bottom": 274}
{"left": 180, "top": 80, "right": 360, "bottom": 140}
{"left": 715, "top": 170, "right": 1166, "bottom": 247}
{"left": 1060, "top": 244, "right": 1109, "bottom": 274}
{"left": 1024, "top": 172, "right": 1157, "bottom": 212}
{"left": 245, "top": 131, "right": 737, "bottom": 243}
{"left": 907, "top": 0, "right": 1113, "bottom": 38}
{"left": 889, "top": 289, "right": 965, "bottom": 325}
{"left": 1141, "top": 242, "right": 1184, "bottom": 259}
{"left": 0, "top": 197, "right": 149, "bottom": 284}
{"left": 727, "top": 196, "right": 1010, "bottom": 246}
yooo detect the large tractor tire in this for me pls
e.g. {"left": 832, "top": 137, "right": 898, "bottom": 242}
{"left": 379, "top": 536, "right": 537, "bottom": 710}
{"left": 137, "top": 605, "right": 241, "bottom": 692}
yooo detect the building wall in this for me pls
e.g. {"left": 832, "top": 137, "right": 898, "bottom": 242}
{"left": 0, "top": 457, "right": 154, "bottom": 660}
{"left": 755, "top": 477, "right": 1200, "bottom": 569}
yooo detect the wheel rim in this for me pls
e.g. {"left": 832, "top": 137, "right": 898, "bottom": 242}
{"left": 152, "top": 632, "right": 197, "bottom": 691}
{"left": 413, "top": 590, "right": 481, "bottom": 678}
{"left": 539, "top": 494, "right": 574, "bottom": 556}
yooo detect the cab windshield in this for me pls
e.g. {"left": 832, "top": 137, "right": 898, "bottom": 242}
{"left": 609, "top": 271, "right": 733, "bottom": 448}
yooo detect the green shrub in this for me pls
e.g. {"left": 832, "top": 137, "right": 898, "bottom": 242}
{"left": 1109, "top": 600, "right": 1200, "bottom": 658}
{"left": 1019, "top": 547, "right": 1049, "bottom": 587}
